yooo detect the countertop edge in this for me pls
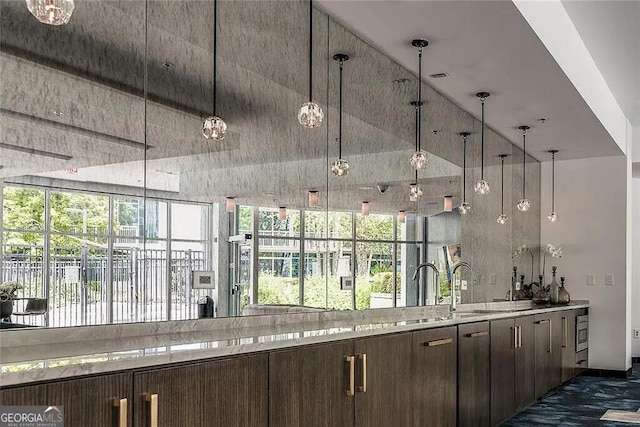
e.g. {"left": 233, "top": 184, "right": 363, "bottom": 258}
{"left": 0, "top": 303, "right": 588, "bottom": 387}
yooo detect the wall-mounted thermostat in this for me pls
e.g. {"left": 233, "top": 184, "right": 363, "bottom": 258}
{"left": 192, "top": 271, "right": 216, "bottom": 289}
{"left": 340, "top": 276, "right": 353, "bottom": 291}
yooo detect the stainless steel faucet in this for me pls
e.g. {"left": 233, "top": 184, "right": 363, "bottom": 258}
{"left": 450, "top": 262, "right": 477, "bottom": 311}
{"left": 412, "top": 263, "right": 439, "bottom": 306}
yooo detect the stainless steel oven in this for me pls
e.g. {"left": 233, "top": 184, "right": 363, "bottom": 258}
{"left": 576, "top": 314, "right": 589, "bottom": 352}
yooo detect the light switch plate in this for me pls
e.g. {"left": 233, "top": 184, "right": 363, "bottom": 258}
{"left": 605, "top": 274, "right": 614, "bottom": 286}
{"left": 461, "top": 280, "right": 468, "bottom": 290}
{"left": 587, "top": 274, "right": 595, "bottom": 286}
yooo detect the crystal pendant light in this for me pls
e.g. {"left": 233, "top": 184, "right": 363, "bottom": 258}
{"left": 459, "top": 132, "right": 471, "bottom": 214}
{"left": 497, "top": 154, "right": 509, "bottom": 224}
{"left": 203, "top": 0, "right": 227, "bottom": 140}
{"left": 26, "top": 0, "right": 75, "bottom": 25}
{"left": 298, "top": 0, "right": 324, "bottom": 128}
{"left": 409, "top": 39, "right": 429, "bottom": 170}
{"left": 331, "top": 54, "right": 349, "bottom": 177}
{"left": 517, "top": 125, "right": 531, "bottom": 211}
{"left": 475, "top": 92, "right": 491, "bottom": 195}
{"left": 547, "top": 150, "right": 559, "bottom": 222}
{"left": 409, "top": 179, "right": 423, "bottom": 202}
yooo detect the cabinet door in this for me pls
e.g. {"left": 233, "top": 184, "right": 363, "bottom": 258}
{"left": 134, "top": 354, "right": 268, "bottom": 427}
{"left": 561, "top": 310, "right": 577, "bottom": 382}
{"left": 0, "top": 373, "right": 132, "bottom": 427}
{"left": 354, "top": 333, "right": 414, "bottom": 427}
{"left": 269, "top": 341, "right": 354, "bottom": 427}
{"left": 550, "top": 312, "right": 564, "bottom": 388}
{"left": 534, "top": 314, "right": 553, "bottom": 398}
{"left": 514, "top": 315, "right": 536, "bottom": 411}
{"left": 458, "top": 321, "right": 490, "bottom": 427}
{"left": 413, "top": 327, "right": 457, "bottom": 427}
{"left": 490, "top": 318, "right": 516, "bottom": 426}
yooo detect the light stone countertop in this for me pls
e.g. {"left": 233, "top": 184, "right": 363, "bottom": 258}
{"left": 0, "top": 301, "right": 588, "bottom": 387}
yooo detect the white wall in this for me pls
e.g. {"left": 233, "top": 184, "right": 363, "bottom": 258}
{"left": 541, "top": 155, "right": 630, "bottom": 371}
{"left": 632, "top": 126, "right": 640, "bottom": 357}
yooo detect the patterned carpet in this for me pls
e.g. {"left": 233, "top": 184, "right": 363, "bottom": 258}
{"left": 502, "top": 366, "right": 640, "bottom": 426}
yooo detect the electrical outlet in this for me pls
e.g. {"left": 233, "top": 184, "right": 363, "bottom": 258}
{"left": 461, "top": 280, "right": 468, "bottom": 291}
{"left": 587, "top": 274, "right": 595, "bottom": 286}
{"left": 605, "top": 274, "right": 614, "bottom": 286}
{"left": 634, "top": 329, "right": 639, "bottom": 339}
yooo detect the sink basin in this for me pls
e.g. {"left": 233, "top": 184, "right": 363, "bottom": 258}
{"left": 478, "top": 308, "right": 533, "bottom": 313}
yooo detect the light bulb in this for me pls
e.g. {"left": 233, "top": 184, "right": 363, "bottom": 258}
{"left": 361, "top": 202, "right": 370, "bottom": 216}
{"left": 497, "top": 213, "right": 509, "bottom": 225}
{"left": 517, "top": 198, "right": 531, "bottom": 212}
{"left": 203, "top": 116, "right": 227, "bottom": 140}
{"left": 547, "top": 211, "right": 559, "bottom": 222}
{"left": 26, "top": 0, "right": 75, "bottom": 25}
{"left": 308, "top": 191, "right": 319, "bottom": 207}
{"left": 225, "top": 197, "right": 235, "bottom": 213}
{"left": 331, "top": 158, "right": 349, "bottom": 177}
{"left": 410, "top": 150, "right": 428, "bottom": 170}
{"left": 298, "top": 102, "right": 324, "bottom": 128}
{"left": 475, "top": 179, "right": 490, "bottom": 195}
{"left": 409, "top": 184, "right": 423, "bottom": 201}
{"left": 459, "top": 201, "right": 471, "bottom": 215}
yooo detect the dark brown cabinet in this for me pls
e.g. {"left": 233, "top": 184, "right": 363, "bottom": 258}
{"left": 269, "top": 341, "right": 355, "bottom": 427}
{"left": 490, "top": 318, "right": 516, "bottom": 426}
{"left": 458, "top": 321, "right": 490, "bottom": 427}
{"left": 354, "top": 333, "right": 414, "bottom": 427}
{"left": 413, "top": 326, "right": 457, "bottom": 427}
{"left": 514, "top": 315, "right": 536, "bottom": 412}
{"left": 561, "top": 311, "right": 577, "bottom": 382}
{"left": 134, "top": 354, "right": 268, "bottom": 427}
{"left": 534, "top": 313, "right": 553, "bottom": 398}
{"left": 0, "top": 372, "right": 132, "bottom": 427}
{"left": 489, "top": 315, "right": 537, "bottom": 426}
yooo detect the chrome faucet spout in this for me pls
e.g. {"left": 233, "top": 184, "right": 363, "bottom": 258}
{"left": 413, "top": 263, "right": 440, "bottom": 306}
{"left": 450, "top": 262, "right": 477, "bottom": 311}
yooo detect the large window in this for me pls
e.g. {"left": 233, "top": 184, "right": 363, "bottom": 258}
{"left": 1, "top": 185, "right": 212, "bottom": 327}
{"left": 255, "top": 206, "right": 422, "bottom": 310}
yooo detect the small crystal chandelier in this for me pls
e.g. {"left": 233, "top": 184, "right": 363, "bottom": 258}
{"left": 547, "top": 149, "right": 559, "bottom": 222}
{"left": 298, "top": 0, "right": 324, "bottom": 128}
{"left": 517, "top": 125, "right": 531, "bottom": 212}
{"left": 409, "top": 39, "right": 429, "bottom": 171}
{"left": 26, "top": 0, "right": 75, "bottom": 25}
{"left": 475, "top": 92, "right": 491, "bottom": 195}
{"left": 331, "top": 54, "right": 350, "bottom": 177}
{"left": 203, "top": 0, "right": 227, "bottom": 141}
{"left": 409, "top": 181, "right": 423, "bottom": 202}
{"left": 497, "top": 154, "right": 509, "bottom": 225}
{"left": 459, "top": 132, "right": 471, "bottom": 214}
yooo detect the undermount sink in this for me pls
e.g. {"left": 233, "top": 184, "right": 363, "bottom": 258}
{"left": 470, "top": 308, "right": 533, "bottom": 314}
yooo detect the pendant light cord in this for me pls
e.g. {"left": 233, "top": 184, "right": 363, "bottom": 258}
{"left": 552, "top": 151, "right": 556, "bottom": 211}
{"left": 414, "top": 105, "right": 419, "bottom": 152}
{"left": 308, "top": 0, "right": 313, "bottom": 102}
{"left": 417, "top": 47, "right": 423, "bottom": 152}
{"left": 212, "top": 0, "right": 218, "bottom": 117}
{"left": 462, "top": 135, "right": 467, "bottom": 201}
{"left": 338, "top": 59, "right": 343, "bottom": 159}
{"left": 480, "top": 99, "right": 485, "bottom": 180}
{"left": 501, "top": 156, "right": 505, "bottom": 213}
{"left": 522, "top": 131, "right": 526, "bottom": 199}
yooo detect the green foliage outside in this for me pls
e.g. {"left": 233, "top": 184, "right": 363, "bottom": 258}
{"left": 257, "top": 271, "right": 401, "bottom": 310}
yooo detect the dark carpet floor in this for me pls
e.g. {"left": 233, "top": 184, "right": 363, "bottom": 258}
{"left": 502, "top": 366, "right": 640, "bottom": 426}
